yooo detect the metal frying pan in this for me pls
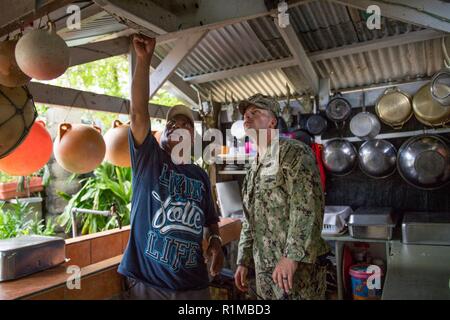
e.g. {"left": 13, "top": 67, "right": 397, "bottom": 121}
{"left": 306, "top": 98, "right": 328, "bottom": 136}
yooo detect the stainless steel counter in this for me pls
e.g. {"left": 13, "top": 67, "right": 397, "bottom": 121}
{"left": 382, "top": 241, "right": 450, "bottom": 300}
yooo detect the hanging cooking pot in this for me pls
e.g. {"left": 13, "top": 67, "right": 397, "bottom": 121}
{"left": 0, "top": 38, "right": 31, "bottom": 87}
{"left": 397, "top": 135, "right": 450, "bottom": 190}
{"left": 0, "top": 120, "right": 52, "bottom": 176}
{"left": 326, "top": 94, "right": 352, "bottom": 124}
{"left": 350, "top": 90, "right": 381, "bottom": 140}
{"left": 104, "top": 120, "right": 131, "bottom": 168}
{"left": 53, "top": 123, "right": 106, "bottom": 174}
{"left": 0, "top": 85, "right": 36, "bottom": 158}
{"left": 358, "top": 139, "right": 397, "bottom": 179}
{"left": 15, "top": 21, "right": 70, "bottom": 80}
{"left": 375, "top": 87, "right": 412, "bottom": 129}
{"left": 430, "top": 67, "right": 450, "bottom": 106}
{"left": 321, "top": 139, "right": 357, "bottom": 176}
{"left": 306, "top": 98, "right": 327, "bottom": 136}
{"left": 412, "top": 83, "right": 450, "bottom": 127}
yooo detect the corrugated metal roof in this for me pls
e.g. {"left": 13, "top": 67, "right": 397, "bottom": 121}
{"left": 7, "top": 0, "right": 444, "bottom": 103}
{"left": 155, "top": 20, "right": 289, "bottom": 79}
{"left": 307, "top": 37, "right": 445, "bottom": 90}
{"left": 151, "top": 0, "right": 438, "bottom": 101}
{"left": 201, "top": 69, "right": 296, "bottom": 101}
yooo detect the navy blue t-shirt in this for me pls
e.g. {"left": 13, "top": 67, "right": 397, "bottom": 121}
{"left": 118, "top": 129, "right": 219, "bottom": 291}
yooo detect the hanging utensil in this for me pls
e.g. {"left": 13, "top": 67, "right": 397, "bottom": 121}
{"left": 326, "top": 93, "right": 352, "bottom": 134}
{"left": 397, "top": 135, "right": 450, "bottom": 190}
{"left": 375, "top": 87, "right": 412, "bottom": 129}
{"left": 412, "top": 83, "right": 450, "bottom": 127}
{"left": 430, "top": 67, "right": 450, "bottom": 106}
{"left": 350, "top": 90, "right": 381, "bottom": 140}
{"left": 306, "top": 97, "right": 328, "bottom": 136}
{"left": 321, "top": 139, "right": 357, "bottom": 176}
{"left": 358, "top": 139, "right": 397, "bottom": 179}
{"left": 281, "top": 83, "right": 293, "bottom": 128}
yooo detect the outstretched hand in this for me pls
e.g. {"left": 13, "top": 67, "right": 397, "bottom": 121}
{"left": 132, "top": 34, "right": 156, "bottom": 61}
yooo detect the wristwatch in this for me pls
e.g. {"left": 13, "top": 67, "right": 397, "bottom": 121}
{"left": 208, "top": 234, "right": 223, "bottom": 245}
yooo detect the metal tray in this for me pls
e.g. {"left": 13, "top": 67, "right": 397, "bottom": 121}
{"left": 0, "top": 235, "right": 66, "bottom": 282}
{"left": 402, "top": 212, "right": 450, "bottom": 245}
{"left": 348, "top": 207, "right": 397, "bottom": 240}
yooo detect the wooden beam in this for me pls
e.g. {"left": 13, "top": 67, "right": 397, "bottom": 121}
{"left": 276, "top": 19, "right": 319, "bottom": 94}
{"left": 330, "top": 0, "right": 450, "bottom": 33}
{"left": 69, "top": 36, "right": 130, "bottom": 67}
{"left": 151, "top": 55, "right": 198, "bottom": 107}
{"left": 28, "top": 82, "right": 170, "bottom": 119}
{"left": 94, "top": 0, "right": 307, "bottom": 43}
{"left": 0, "top": 0, "right": 74, "bottom": 38}
{"left": 149, "top": 30, "right": 207, "bottom": 99}
{"left": 184, "top": 57, "right": 297, "bottom": 84}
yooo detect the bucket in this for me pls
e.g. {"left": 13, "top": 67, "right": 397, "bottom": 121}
{"left": 349, "top": 264, "right": 383, "bottom": 300}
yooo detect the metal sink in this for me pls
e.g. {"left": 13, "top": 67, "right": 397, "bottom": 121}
{"left": 402, "top": 212, "right": 450, "bottom": 245}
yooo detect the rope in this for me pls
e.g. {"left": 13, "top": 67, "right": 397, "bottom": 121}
{"left": 0, "top": 85, "right": 37, "bottom": 158}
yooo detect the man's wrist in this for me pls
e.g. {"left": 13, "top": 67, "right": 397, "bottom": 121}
{"left": 208, "top": 234, "right": 222, "bottom": 245}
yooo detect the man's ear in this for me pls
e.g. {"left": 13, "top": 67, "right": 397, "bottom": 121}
{"left": 270, "top": 116, "right": 278, "bottom": 129}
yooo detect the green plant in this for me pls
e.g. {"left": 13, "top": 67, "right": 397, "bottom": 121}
{"left": 0, "top": 201, "right": 56, "bottom": 239}
{"left": 57, "top": 162, "right": 132, "bottom": 236}
{"left": 0, "top": 171, "right": 17, "bottom": 183}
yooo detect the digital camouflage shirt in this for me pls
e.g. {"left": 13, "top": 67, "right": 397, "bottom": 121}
{"left": 237, "top": 137, "right": 330, "bottom": 300}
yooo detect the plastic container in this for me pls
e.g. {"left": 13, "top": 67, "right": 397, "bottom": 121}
{"left": 349, "top": 264, "right": 384, "bottom": 300}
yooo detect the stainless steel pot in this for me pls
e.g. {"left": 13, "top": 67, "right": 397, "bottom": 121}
{"left": 358, "top": 139, "right": 397, "bottom": 179}
{"left": 350, "top": 90, "right": 381, "bottom": 140}
{"left": 413, "top": 83, "right": 450, "bottom": 127}
{"left": 322, "top": 139, "right": 357, "bottom": 176}
{"left": 397, "top": 135, "right": 450, "bottom": 190}
{"left": 430, "top": 68, "right": 450, "bottom": 106}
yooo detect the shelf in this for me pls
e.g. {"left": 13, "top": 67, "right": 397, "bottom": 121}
{"left": 215, "top": 154, "right": 256, "bottom": 162}
{"left": 218, "top": 170, "right": 247, "bottom": 175}
{"left": 322, "top": 232, "right": 399, "bottom": 243}
{"left": 318, "top": 127, "right": 450, "bottom": 144}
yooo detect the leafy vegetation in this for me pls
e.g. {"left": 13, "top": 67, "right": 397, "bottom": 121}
{"left": 57, "top": 162, "right": 132, "bottom": 236}
{"left": 0, "top": 201, "right": 56, "bottom": 240}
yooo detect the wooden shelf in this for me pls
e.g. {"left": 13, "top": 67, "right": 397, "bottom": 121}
{"left": 218, "top": 170, "right": 247, "bottom": 175}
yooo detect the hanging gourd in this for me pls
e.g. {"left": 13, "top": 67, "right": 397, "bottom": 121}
{"left": 15, "top": 21, "right": 70, "bottom": 80}
{"left": 0, "top": 37, "right": 31, "bottom": 87}
{"left": 0, "top": 84, "right": 36, "bottom": 158}
{"left": 53, "top": 123, "right": 106, "bottom": 174}
{"left": 104, "top": 120, "right": 131, "bottom": 167}
{"left": 0, "top": 120, "right": 52, "bottom": 176}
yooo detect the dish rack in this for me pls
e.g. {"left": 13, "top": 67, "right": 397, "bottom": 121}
{"left": 322, "top": 206, "right": 353, "bottom": 236}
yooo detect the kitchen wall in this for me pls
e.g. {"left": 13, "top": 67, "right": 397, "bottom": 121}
{"left": 315, "top": 105, "right": 450, "bottom": 213}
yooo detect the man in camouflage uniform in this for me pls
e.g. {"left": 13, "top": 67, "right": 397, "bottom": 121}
{"left": 234, "top": 94, "right": 330, "bottom": 300}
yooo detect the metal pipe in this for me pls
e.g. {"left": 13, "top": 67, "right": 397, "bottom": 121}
{"left": 70, "top": 205, "right": 120, "bottom": 238}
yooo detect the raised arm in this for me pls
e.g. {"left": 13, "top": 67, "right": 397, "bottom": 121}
{"left": 130, "top": 34, "right": 156, "bottom": 146}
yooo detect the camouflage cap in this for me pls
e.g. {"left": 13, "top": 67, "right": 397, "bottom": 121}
{"left": 238, "top": 93, "right": 281, "bottom": 117}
